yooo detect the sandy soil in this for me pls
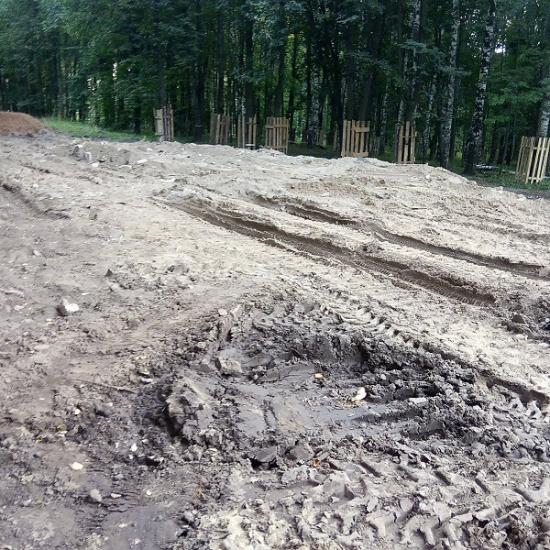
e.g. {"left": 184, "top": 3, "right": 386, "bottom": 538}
{"left": 0, "top": 112, "right": 44, "bottom": 135}
{"left": 1, "top": 133, "right": 549, "bottom": 549}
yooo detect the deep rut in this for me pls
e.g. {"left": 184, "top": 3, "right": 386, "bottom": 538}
{"left": 165, "top": 198, "right": 496, "bottom": 306}
{"left": 258, "top": 197, "right": 549, "bottom": 281}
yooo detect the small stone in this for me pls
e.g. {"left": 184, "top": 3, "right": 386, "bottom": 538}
{"left": 89, "top": 489, "right": 102, "bottom": 503}
{"left": 110, "top": 493, "right": 122, "bottom": 499}
{"left": 57, "top": 298, "right": 80, "bottom": 317}
{"left": 216, "top": 357, "right": 243, "bottom": 376}
{"left": 288, "top": 443, "right": 314, "bottom": 463}
{"left": 352, "top": 387, "right": 367, "bottom": 402}
{"left": 167, "top": 263, "right": 189, "bottom": 275}
{"left": 182, "top": 511, "right": 195, "bottom": 524}
{"left": 254, "top": 446, "right": 278, "bottom": 464}
{"left": 409, "top": 397, "right": 428, "bottom": 406}
{"left": 314, "top": 373, "right": 324, "bottom": 380}
{"left": 70, "top": 462, "right": 84, "bottom": 471}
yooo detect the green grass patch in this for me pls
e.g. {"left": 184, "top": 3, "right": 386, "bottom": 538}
{"left": 42, "top": 117, "right": 154, "bottom": 142}
{"left": 468, "top": 168, "right": 550, "bottom": 191}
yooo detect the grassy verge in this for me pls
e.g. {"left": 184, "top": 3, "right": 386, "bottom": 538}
{"left": 42, "top": 117, "right": 154, "bottom": 141}
{"left": 471, "top": 171, "right": 550, "bottom": 191}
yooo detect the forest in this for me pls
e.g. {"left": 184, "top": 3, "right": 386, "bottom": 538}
{"left": 0, "top": 0, "right": 548, "bottom": 173}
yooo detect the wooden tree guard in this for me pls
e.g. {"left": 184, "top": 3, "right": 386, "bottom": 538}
{"left": 153, "top": 105, "right": 174, "bottom": 142}
{"left": 341, "top": 120, "right": 370, "bottom": 158}
{"left": 264, "top": 117, "right": 289, "bottom": 154}
{"left": 394, "top": 121, "right": 416, "bottom": 164}
{"left": 237, "top": 114, "right": 257, "bottom": 149}
{"left": 209, "top": 113, "right": 230, "bottom": 145}
{"left": 516, "top": 136, "right": 550, "bottom": 185}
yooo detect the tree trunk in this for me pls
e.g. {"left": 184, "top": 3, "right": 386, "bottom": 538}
{"left": 422, "top": 75, "right": 436, "bottom": 161}
{"left": 216, "top": 7, "right": 225, "bottom": 114}
{"left": 343, "top": 23, "right": 356, "bottom": 120}
{"left": 287, "top": 33, "right": 300, "bottom": 141}
{"left": 304, "top": 35, "right": 312, "bottom": 143}
{"left": 397, "top": 0, "right": 422, "bottom": 125}
{"left": 273, "top": 42, "right": 287, "bottom": 116}
{"left": 538, "top": 81, "right": 550, "bottom": 137}
{"left": 244, "top": 14, "right": 255, "bottom": 118}
{"left": 439, "top": 0, "right": 460, "bottom": 168}
{"left": 463, "top": 0, "right": 496, "bottom": 174}
{"left": 378, "top": 89, "right": 389, "bottom": 156}
{"left": 308, "top": 68, "right": 321, "bottom": 147}
{"left": 358, "top": 12, "right": 387, "bottom": 121}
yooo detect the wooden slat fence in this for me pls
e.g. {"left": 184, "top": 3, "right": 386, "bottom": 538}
{"left": 153, "top": 105, "right": 174, "bottom": 142}
{"left": 516, "top": 136, "right": 550, "bottom": 185}
{"left": 209, "top": 113, "right": 231, "bottom": 145}
{"left": 394, "top": 121, "right": 416, "bottom": 164}
{"left": 265, "top": 117, "right": 289, "bottom": 154}
{"left": 237, "top": 114, "right": 258, "bottom": 149}
{"left": 342, "top": 120, "right": 370, "bottom": 158}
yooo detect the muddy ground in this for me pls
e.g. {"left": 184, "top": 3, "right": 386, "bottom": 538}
{"left": 1, "top": 133, "right": 549, "bottom": 550}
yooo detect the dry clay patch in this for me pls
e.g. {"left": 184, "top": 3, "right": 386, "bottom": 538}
{"left": 123, "top": 293, "right": 550, "bottom": 549}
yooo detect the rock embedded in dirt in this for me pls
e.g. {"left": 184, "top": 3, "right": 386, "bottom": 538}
{"left": 352, "top": 387, "right": 367, "bottom": 402}
{"left": 88, "top": 489, "right": 103, "bottom": 503}
{"left": 167, "top": 263, "right": 190, "bottom": 275}
{"left": 216, "top": 356, "right": 243, "bottom": 376}
{"left": 409, "top": 397, "right": 428, "bottom": 406}
{"left": 253, "top": 446, "right": 278, "bottom": 465}
{"left": 287, "top": 442, "right": 314, "bottom": 463}
{"left": 57, "top": 298, "right": 80, "bottom": 317}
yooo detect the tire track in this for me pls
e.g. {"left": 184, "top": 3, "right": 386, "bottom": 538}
{"left": 258, "top": 197, "right": 549, "bottom": 281}
{"left": 165, "top": 198, "right": 496, "bottom": 306}
{"left": 292, "top": 277, "right": 549, "bottom": 408}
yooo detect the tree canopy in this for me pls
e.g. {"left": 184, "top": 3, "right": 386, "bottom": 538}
{"left": 0, "top": 0, "right": 548, "bottom": 170}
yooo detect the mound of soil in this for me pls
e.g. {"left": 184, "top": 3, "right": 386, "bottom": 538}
{"left": 0, "top": 111, "right": 44, "bottom": 135}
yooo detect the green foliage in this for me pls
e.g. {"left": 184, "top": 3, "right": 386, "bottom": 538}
{"left": 0, "top": 0, "right": 547, "bottom": 183}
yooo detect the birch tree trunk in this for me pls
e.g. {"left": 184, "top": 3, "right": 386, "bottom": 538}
{"left": 378, "top": 89, "right": 389, "bottom": 156}
{"left": 463, "top": 0, "right": 496, "bottom": 174}
{"left": 540, "top": 73, "right": 550, "bottom": 175}
{"left": 538, "top": 78, "right": 550, "bottom": 137}
{"left": 421, "top": 75, "right": 436, "bottom": 161}
{"left": 439, "top": 0, "right": 460, "bottom": 168}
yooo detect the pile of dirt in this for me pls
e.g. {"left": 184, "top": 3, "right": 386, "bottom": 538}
{"left": 0, "top": 111, "right": 44, "bottom": 135}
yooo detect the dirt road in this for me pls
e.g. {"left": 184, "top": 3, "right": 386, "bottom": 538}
{"left": 1, "top": 133, "right": 549, "bottom": 549}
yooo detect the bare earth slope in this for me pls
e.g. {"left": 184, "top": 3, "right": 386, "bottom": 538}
{"left": 0, "top": 112, "right": 44, "bottom": 135}
{"left": 0, "top": 133, "right": 549, "bottom": 549}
